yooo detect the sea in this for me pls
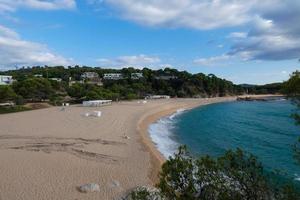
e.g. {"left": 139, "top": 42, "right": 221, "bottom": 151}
{"left": 149, "top": 98, "right": 300, "bottom": 183}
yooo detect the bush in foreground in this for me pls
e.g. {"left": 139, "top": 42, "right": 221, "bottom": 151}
{"left": 129, "top": 146, "right": 299, "bottom": 200}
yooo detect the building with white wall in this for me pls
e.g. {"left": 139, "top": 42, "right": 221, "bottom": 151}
{"left": 103, "top": 73, "right": 124, "bottom": 80}
{"left": 0, "top": 75, "right": 13, "bottom": 85}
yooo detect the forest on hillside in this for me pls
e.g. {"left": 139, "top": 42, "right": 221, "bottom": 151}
{"left": 0, "top": 66, "right": 282, "bottom": 106}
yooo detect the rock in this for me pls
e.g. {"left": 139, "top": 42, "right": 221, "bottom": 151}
{"left": 78, "top": 183, "right": 100, "bottom": 193}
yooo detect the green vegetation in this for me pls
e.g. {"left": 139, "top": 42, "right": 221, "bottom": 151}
{"left": 130, "top": 146, "right": 299, "bottom": 200}
{"left": 282, "top": 71, "right": 300, "bottom": 163}
{"left": 0, "top": 105, "right": 31, "bottom": 114}
{"left": 0, "top": 66, "right": 246, "bottom": 105}
{"left": 240, "top": 83, "right": 283, "bottom": 94}
{"left": 0, "top": 66, "right": 284, "bottom": 106}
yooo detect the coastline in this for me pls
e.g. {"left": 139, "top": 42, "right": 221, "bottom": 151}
{"left": 137, "top": 94, "right": 283, "bottom": 184}
{"left": 137, "top": 97, "right": 237, "bottom": 184}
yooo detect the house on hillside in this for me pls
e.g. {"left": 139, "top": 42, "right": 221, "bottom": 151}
{"left": 34, "top": 74, "right": 43, "bottom": 78}
{"left": 103, "top": 73, "right": 124, "bottom": 80}
{"left": 81, "top": 72, "right": 103, "bottom": 86}
{"left": 131, "top": 73, "right": 143, "bottom": 79}
{"left": 81, "top": 72, "right": 99, "bottom": 79}
{"left": 49, "top": 78, "right": 62, "bottom": 82}
{"left": 0, "top": 75, "right": 13, "bottom": 85}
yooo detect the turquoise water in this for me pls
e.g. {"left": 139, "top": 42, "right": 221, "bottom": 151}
{"left": 149, "top": 99, "right": 300, "bottom": 182}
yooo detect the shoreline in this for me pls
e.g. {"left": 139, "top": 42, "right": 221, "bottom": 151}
{"left": 137, "top": 97, "right": 237, "bottom": 184}
{"left": 137, "top": 94, "right": 283, "bottom": 184}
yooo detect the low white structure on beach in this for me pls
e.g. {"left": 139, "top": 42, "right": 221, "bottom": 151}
{"left": 145, "top": 95, "right": 170, "bottom": 99}
{"left": 82, "top": 100, "right": 112, "bottom": 107}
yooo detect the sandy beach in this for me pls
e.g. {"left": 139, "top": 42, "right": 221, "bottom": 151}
{"left": 0, "top": 97, "right": 238, "bottom": 199}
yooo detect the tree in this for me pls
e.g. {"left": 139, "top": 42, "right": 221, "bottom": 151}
{"left": 0, "top": 86, "right": 17, "bottom": 103}
{"left": 158, "top": 146, "right": 274, "bottom": 200}
{"left": 131, "top": 146, "right": 299, "bottom": 200}
{"left": 67, "top": 83, "right": 86, "bottom": 99}
{"left": 13, "top": 78, "right": 54, "bottom": 101}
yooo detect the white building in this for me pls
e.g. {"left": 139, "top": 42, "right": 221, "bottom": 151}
{"left": 49, "top": 78, "right": 62, "bottom": 82}
{"left": 103, "top": 73, "right": 124, "bottom": 80}
{"left": 131, "top": 73, "right": 143, "bottom": 79}
{"left": 81, "top": 72, "right": 99, "bottom": 79}
{"left": 34, "top": 74, "right": 43, "bottom": 78}
{"left": 0, "top": 75, "right": 13, "bottom": 85}
{"left": 80, "top": 72, "right": 103, "bottom": 86}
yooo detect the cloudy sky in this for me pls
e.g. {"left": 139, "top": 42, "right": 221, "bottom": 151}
{"left": 0, "top": 0, "right": 299, "bottom": 84}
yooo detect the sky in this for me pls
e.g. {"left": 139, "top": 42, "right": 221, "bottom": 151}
{"left": 0, "top": 0, "right": 299, "bottom": 84}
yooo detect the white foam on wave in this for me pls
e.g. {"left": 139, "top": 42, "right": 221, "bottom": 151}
{"left": 294, "top": 174, "right": 300, "bottom": 181}
{"left": 274, "top": 98, "right": 287, "bottom": 101}
{"left": 148, "top": 109, "right": 186, "bottom": 158}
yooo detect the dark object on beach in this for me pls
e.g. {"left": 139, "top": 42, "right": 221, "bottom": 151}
{"left": 237, "top": 96, "right": 284, "bottom": 102}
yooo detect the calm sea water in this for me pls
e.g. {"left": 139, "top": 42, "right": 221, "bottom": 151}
{"left": 149, "top": 99, "right": 300, "bottom": 182}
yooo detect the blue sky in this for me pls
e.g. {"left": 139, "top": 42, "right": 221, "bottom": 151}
{"left": 0, "top": 0, "right": 299, "bottom": 84}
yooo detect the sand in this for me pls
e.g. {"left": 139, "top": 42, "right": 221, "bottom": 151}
{"left": 0, "top": 96, "right": 244, "bottom": 199}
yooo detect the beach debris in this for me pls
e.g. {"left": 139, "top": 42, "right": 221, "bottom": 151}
{"left": 142, "top": 100, "right": 147, "bottom": 104}
{"left": 110, "top": 180, "right": 121, "bottom": 188}
{"left": 93, "top": 111, "right": 102, "bottom": 117}
{"left": 121, "top": 186, "right": 163, "bottom": 200}
{"left": 78, "top": 183, "right": 100, "bottom": 193}
{"left": 122, "top": 133, "right": 130, "bottom": 140}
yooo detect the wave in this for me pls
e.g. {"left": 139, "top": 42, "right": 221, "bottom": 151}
{"left": 148, "top": 109, "right": 186, "bottom": 158}
{"left": 294, "top": 174, "right": 300, "bottom": 182}
{"left": 273, "top": 98, "right": 287, "bottom": 102}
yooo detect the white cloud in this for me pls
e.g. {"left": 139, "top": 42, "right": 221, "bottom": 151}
{"left": 92, "top": 0, "right": 300, "bottom": 61}
{"left": 193, "top": 54, "right": 231, "bottom": 66}
{"left": 0, "top": 25, "right": 71, "bottom": 68}
{"left": 96, "top": 54, "right": 161, "bottom": 68}
{"left": 99, "top": 0, "right": 257, "bottom": 30}
{"left": 228, "top": 32, "right": 247, "bottom": 39}
{"left": 229, "top": 14, "right": 300, "bottom": 61}
{"left": 0, "top": 0, "right": 76, "bottom": 12}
